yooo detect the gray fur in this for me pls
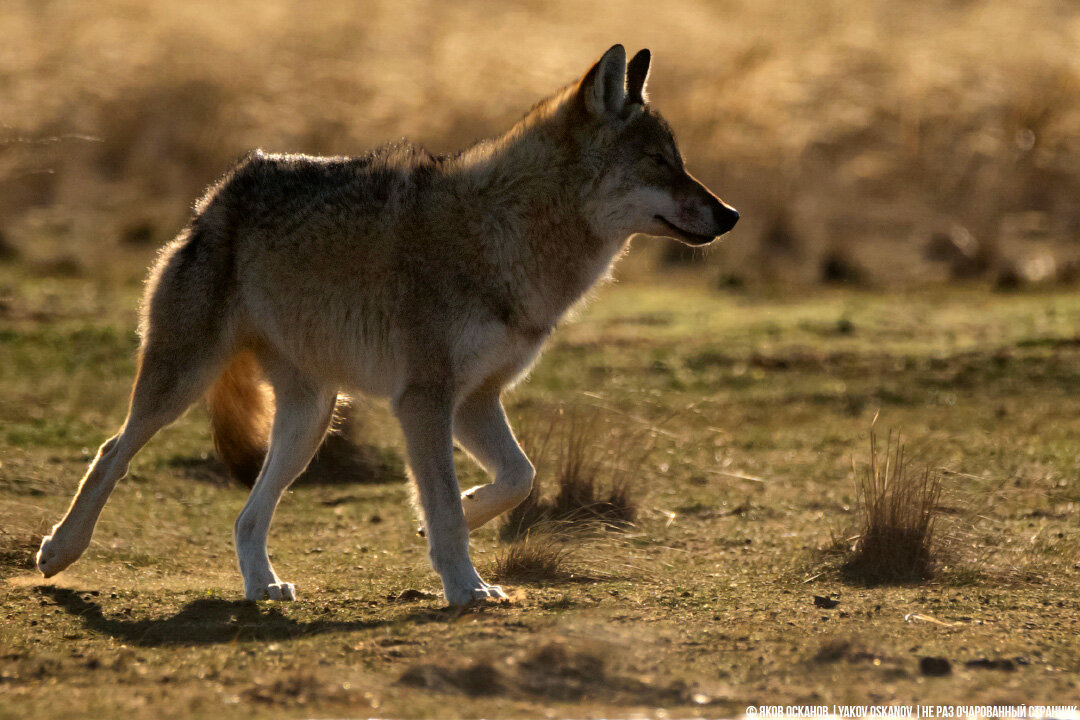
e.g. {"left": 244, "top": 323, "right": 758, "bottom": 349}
{"left": 37, "top": 45, "right": 738, "bottom": 606}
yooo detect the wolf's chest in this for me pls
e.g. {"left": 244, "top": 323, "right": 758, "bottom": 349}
{"left": 451, "top": 320, "right": 550, "bottom": 397}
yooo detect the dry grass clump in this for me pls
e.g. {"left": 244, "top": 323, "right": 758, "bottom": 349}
{"left": 491, "top": 533, "right": 575, "bottom": 583}
{"left": 839, "top": 429, "right": 944, "bottom": 585}
{"left": 500, "top": 407, "right": 644, "bottom": 541}
{"left": 547, "top": 411, "right": 637, "bottom": 526}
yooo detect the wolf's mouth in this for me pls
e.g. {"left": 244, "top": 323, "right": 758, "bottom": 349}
{"left": 654, "top": 215, "right": 718, "bottom": 245}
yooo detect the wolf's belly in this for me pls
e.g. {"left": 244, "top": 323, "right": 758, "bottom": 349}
{"left": 250, "top": 287, "right": 545, "bottom": 401}
{"left": 245, "top": 292, "right": 402, "bottom": 397}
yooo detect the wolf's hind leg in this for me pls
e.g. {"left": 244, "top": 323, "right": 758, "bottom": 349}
{"left": 453, "top": 388, "right": 535, "bottom": 532}
{"left": 233, "top": 367, "right": 335, "bottom": 601}
{"left": 37, "top": 342, "right": 225, "bottom": 577}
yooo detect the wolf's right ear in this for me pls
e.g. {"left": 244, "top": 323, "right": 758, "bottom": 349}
{"left": 577, "top": 44, "right": 628, "bottom": 117}
{"left": 626, "top": 49, "right": 651, "bottom": 105}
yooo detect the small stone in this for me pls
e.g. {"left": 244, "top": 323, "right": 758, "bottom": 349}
{"left": 813, "top": 595, "right": 840, "bottom": 609}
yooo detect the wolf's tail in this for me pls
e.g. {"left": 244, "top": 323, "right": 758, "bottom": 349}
{"left": 208, "top": 351, "right": 273, "bottom": 488}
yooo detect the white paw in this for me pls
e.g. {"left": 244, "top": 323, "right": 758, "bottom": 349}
{"left": 443, "top": 578, "right": 508, "bottom": 606}
{"left": 471, "top": 583, "right": 508, "bottom": 602}
{"left": 36, "top": 533, "right": 83, "bottom": 578}
{"left": 266, "top": 582, "right": 296, "bottom": 601}
{"left": 245, "top": 581, "right": 296, "bottom": 601}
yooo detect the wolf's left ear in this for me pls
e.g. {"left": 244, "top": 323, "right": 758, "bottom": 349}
{"left": 578, "top": 44, "right": 627, "bottom": 116}
{"left": 626, "top": 49, "right": 651, "bottom": 105}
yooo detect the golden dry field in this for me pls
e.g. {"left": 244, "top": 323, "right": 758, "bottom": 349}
{"left": 2, "top": 0, "right": 1079, "bottom": 282}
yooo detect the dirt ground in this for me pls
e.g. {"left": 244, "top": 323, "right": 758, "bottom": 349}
{"left": 2, "top": 267, "right": 1079, "bottom": 718}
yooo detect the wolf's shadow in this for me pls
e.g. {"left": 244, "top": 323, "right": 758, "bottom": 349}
{"left": 36, "top": 586, "right": 439, "bottom": 646}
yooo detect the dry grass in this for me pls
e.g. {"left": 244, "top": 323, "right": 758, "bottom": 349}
{"left": 840, "top": 429, "right": 944, "bottom": 585}
{"left": 490, "top": 533, "right": 575, "bottom": 583}
{"left": 3, "top": 1, "right": 1080, "bottom": 284}
{"left": 500, "top": 407, "right": 643, "bottom": 541}
{"left": 546, "top": 409, "right": 637, "bottom": 527}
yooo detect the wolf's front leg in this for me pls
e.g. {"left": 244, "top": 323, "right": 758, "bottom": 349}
{"left": 395, "top": 384, "right": 506, "bottom": 605}
{"left": 453, "top": 388, "right": 535, "bottom": 531}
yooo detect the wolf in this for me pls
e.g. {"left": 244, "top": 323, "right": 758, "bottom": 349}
{"left": 36, "top": 45, "right": 738, "bottom": 605}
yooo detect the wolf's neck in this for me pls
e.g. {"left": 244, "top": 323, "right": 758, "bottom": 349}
{"left": 449, "top": 122, "right": 626, "bottom": 329}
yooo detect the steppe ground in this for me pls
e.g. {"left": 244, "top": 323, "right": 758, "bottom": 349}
{"left": 3, "top": 0, "right": 1080, "bottom": 717}
{"left": 2, "top": 265, "right": 1079, "bottom": 718}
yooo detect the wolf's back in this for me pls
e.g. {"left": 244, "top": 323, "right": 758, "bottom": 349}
{"left": 160, "top": 146, "right": 441, "bottom": 487}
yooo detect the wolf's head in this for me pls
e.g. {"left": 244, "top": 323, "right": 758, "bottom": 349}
{"left": 567, "top": 45, "right": 738, "bottom": 246}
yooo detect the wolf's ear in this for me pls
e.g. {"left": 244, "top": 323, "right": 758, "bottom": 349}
{"left": 578, "top": 44, "right": 627, "bottom": 116}
{"left": 626, "top": 49, "right": 651, "bottom": 105}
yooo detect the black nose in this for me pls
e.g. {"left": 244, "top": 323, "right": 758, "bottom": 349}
{"left": 715, "top": 204, "right": 739, "bottom": 234}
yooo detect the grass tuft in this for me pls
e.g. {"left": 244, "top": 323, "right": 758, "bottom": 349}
{"left": 491, "top": 533, "right": 575, "bottom": 583}
{"left": 840, "top": 429, "right": 943, "bottom": 585}
{"left": 500, "top": 406, "right": 641, "bottom": 541}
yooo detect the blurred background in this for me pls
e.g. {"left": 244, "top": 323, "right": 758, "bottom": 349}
{"left": 1, "top": 0, "right": 1078, "bottom": 289}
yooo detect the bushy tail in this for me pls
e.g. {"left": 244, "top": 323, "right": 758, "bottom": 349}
{"left": 208, "top": 351, "right": 273, "bottom": 487}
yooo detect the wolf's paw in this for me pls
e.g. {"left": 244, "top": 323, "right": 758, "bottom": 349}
{"left": 245, "top": 581, "right": 296, "bottom": 601}
{"left": 444, "top": 579, "right": 508, "bottom": 607}
{"left": 266, "top": 582, "right": 296, "bottom": 601}
{"left": 469, "top": 583, "right": 508, "bottom": 603}
{"left": 36, "top": 534, "right": 84, "bottom": 578}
